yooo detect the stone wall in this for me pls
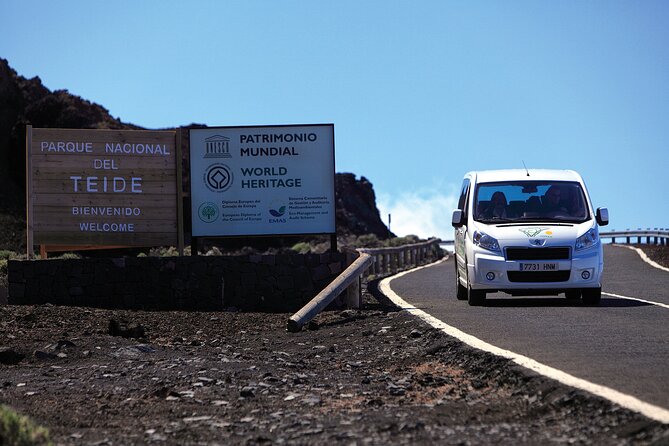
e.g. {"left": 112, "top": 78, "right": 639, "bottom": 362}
{"left": 7, "top": 252, "right": 349, "bottom": 312}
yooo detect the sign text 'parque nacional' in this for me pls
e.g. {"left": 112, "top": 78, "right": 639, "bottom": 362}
{"left": 27, "top": 127, "right": 180, "bottom": 247}
{"left": 190, "top": 124, "right": 335, "bottom": 237}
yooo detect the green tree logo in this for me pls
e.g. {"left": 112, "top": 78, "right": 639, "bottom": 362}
{"left": 198, "top": 202, "right": 219, "bottom": 223}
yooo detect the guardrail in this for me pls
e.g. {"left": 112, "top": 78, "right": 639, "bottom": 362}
{"left": 287, "top": 238, "right": 442, "bottom": 332}
{"left": 357, "top": 239, "right": 443, "bottom": 277}
{"left": 600, "top": 229, "right": 669, "bottom": 246}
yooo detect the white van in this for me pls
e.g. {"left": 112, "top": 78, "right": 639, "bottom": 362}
{"left": 451, "top": 169, "right": 609, "bottom": 306}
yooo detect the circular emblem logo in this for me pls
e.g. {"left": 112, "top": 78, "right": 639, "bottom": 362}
{"left": 198, "top": 202, "right": 219, "bottom": 223}
{"left": 204, "top": 164, "right": 233, "bottom": 192}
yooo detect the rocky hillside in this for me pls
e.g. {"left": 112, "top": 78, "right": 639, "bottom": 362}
{"left": 335, "top": 173, "right": 390, "bottom": 238}
{"left": 0, "top": 58, "right": 391, "bottom": 252}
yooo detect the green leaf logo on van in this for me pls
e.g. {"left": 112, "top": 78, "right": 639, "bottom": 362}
{"left": 519, "top": 227, "right": 549, "bottom": 237}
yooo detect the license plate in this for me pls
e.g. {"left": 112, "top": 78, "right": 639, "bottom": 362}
{"left": 519, "top": 263, "right": 558, "bottom": 271}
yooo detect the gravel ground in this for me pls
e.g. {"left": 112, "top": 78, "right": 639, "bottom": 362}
{"left": 1, "top": 246, "right": 668, "bottom": 445}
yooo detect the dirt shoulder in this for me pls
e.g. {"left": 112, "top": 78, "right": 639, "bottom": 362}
{"left": 634, "top": 244, "right": 669, "bottom": 268}
{"left": 1, "top": 283, "right": 668, "bottom": 445}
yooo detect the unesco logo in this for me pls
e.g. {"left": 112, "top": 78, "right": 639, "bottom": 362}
{"left": 198, "top": 202, "right": 219, "bottom": 223}
{"left": 204, "top": 135, "right": 231, "bottom": 159}
{"left": 204, "top": 164, "right": 233, "bottom": 192}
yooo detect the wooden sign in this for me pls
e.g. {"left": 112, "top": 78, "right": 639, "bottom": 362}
{"left": 26, "top": 127, "right": 183, "bottom": 254}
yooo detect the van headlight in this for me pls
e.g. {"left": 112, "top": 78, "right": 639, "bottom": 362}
{"left": 576, "top": 228, "right": 599, "bottom": 251}
{"left": 473, "top": 231, "right": 500, "bottom": 253}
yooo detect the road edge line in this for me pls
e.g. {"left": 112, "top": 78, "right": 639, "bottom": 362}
{"left": 612, "top": 244, "right": 669, "bottom": 273}
{"left": 379, "top": 262, "right": 669, "bottom": 425}
{"left": 602, "top": 292, "right": 669, "bottom": 310}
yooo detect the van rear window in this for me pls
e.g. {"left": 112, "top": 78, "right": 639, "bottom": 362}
{"left": 474, "top": 181, "right": 590, "bottom": 223}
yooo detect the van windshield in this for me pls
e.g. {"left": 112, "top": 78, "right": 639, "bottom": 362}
{"left": 473, "top": 181, "right": 590, "bottom": 224}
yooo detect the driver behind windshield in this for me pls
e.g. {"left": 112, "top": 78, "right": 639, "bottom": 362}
{"left": 562, "top": 185, "right": 586, "bottom": 218}
{"left": 541, "top": 185, "right": 568, "bottom": 215}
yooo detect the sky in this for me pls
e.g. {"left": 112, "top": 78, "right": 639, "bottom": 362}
{"left": 2, "top": 1, "right": 668, "bottom": 240}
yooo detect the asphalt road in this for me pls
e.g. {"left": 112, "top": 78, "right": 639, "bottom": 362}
{"left": 387, "top": 244, "right": 669, "bottom": 410}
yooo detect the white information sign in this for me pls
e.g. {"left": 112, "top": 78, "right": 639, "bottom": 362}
{"left": 190, "top": 124, "right": 335, "bottom": 236}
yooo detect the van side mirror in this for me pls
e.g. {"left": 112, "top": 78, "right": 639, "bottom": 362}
{"left": 452, "top": 209, "right": 464, "bottom": 228}
{"left": 596, "top": 207, "right": 609, "bottom": 226}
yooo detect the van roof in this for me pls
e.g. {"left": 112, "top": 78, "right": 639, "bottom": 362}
{"left": 466, "top": 169, "right": 583, "bottom": 183}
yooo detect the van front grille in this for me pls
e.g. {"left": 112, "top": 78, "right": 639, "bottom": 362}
{"left": 505, "top": 247, "right": 570, "bottom": 261}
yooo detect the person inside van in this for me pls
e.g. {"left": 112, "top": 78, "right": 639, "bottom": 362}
{"left": 561, "top": 185, "right": 586, "bottom": 218}
{"left": 541, "top": 185, "right": 568, "bottom": 215}
{"left": 482, "top": 191, "right": 513, "bottom": 219}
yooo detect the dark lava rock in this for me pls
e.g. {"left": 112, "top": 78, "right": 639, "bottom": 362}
{"left": 56, "top": 340, "right": 76, "bottom": 349}
{"left": 0, "top": 347, "right": 24, "bottom": 365}
{"left": 307, "top": 321, "right": 320, "bottom": 331}
{"left": 108, "top": 319, "right": 145, "bottom": 339}
{"left": 335, "top": 173, "right": 393, "bottom": 238}
{"left": 240, "top": 386, "right": 256, "bottom": 398}
{"left": 34, "top": 350, "right": 57, "bottom": 361}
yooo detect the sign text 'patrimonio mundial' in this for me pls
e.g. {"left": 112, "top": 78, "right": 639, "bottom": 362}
{"left": 190, "top": 124, "right": 335, "bottom": 237}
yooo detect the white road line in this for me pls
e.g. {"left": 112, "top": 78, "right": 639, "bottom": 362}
{"left": 379, "top": 261, "right": 669, "bottom": 425}
{"left": 603, "top": 292, "right": 669, "bottom": 310}
{"left": 612, "top": 244, "right": 669, "bottom": 273}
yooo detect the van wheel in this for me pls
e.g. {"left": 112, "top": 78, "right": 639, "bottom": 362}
{"left": 565, "top": 290, "right": 581, "bottom": 300}
{"left": 582, "top": 288, "right": 601, "bottom": 305}
{"left": 468, "top": 285, "right": 486, "bottom": 306}
{"left": 455, "top": 256, "right": 467, "bottom": 300}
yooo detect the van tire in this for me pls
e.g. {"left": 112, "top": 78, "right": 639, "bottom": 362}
{"left": 582, "top": 288, "right": 601, "bottom": 305}
{"left": 468, "top": 285, "right": 486, "bottom": 306}
{"left": 455, "top": 256, "right": 467, "bottom": 300}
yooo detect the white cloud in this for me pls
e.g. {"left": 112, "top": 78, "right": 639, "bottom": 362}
{"left": 377, "top": 188, "right": 459, "bottom": 241}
